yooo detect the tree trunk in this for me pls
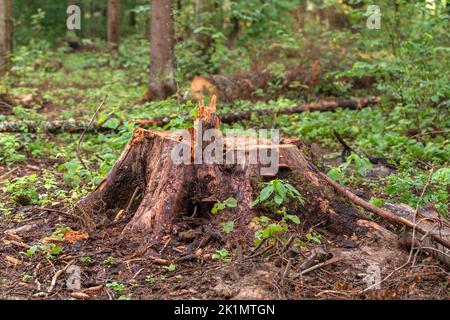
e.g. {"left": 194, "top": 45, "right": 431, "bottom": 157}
{"left": 78, "top": 126, "right": 369, "bottom": 242}
{"left": 147, "top": 0, "right": 176, "bottom": 101}
{"left": 0, "top": 0, "right": 13, "bottom": 76}
{"left": 194, "top": 0, "right": 213, "bottom": 56}
{"left": 107, "top": 0, "right": 121, "bottom": 50}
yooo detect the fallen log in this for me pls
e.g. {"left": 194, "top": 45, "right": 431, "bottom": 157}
{"left": 0, "top": 119, "right": 112, "bottom": 134}
{"left": 135, "top": 96, "right": 382, "bottom": 127}
{"left": 0, "top": 96, "right": 381, "bottom": 133}
{"left": 190, "top": 62, "right": 321, "bottom": 101}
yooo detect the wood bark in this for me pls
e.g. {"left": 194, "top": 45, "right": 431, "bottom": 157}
{"left": 78, "top": 127, "right": 369, "bottom": 241}
{"left": 147, "top": 0, "right": 176, "bottom": 101}
{"left": 0, "top": 97, "right": 381, "bottom": 133}
{"left": 0, "top": 0, "right": 13, "bottom": 76}
{"left": 107, "top": 0, "right": 121, "bottom": 50}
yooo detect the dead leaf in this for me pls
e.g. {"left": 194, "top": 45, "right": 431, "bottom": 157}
{"left": 4, "top": 255, "right": 22, "bottom": 266}
{"left": 41, "top": 235, "right": 63, "bottom": 245}
{"left": 70, "top": 292, "right": 90, "bottom": 300}
{"left": 83, "top": 285, "right": 104, "bottom": 293}
{"left": 63, "top": 230, "right": 89, "bottom": 244}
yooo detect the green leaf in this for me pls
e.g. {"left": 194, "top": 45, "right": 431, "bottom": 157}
{"left": 211, "top": 202, "right": 225, "bottom": 214}
{"left": 222, "top": 221, "right": 234, "bottom": 234}
{"left": 306, "top": 233, "right": 322, "bottom": 244}
{"left": 285, "top": 183, "right": 300, "bottom": 196}
{"left": 274, "top": 194, "right": 284, "bottom": 205}
{"left": 327, "top": 168, "right": 343, "bottom": 183}
{"left": 224, "top": 197, "right": 237, "bottom": 208}
{"left": 102, "top": 118, "right": 120, "bottom": 129}
{"left": 285, "top": 214, "right": 300, "bottom": 224}
{"left": 259, "top": 185, "right": 274, "bottom": 202}
{"left": 369, "top": 197, "right": 383, "bottom": 207}
{"left": 261, "top": 223, "right": 284, "bottom": 238}
{"left": 163, "top": 264, "right": 176, "bottom": 272}
{"left": 273, "top": 180, "right": 287, "bottom": 200}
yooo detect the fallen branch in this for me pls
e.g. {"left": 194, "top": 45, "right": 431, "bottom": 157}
{"left": 0, "top": 96, "right": 382, "bottom": 133}
{"left": 135, "top": 96, "right": 382, "bottom": 127}
{"left": 314, "top": 166, "right": 450, "bottom": 251}
{"left": 0, "top": 119, "right": 110, "bottom": 133}
{"left": 47, "top": 259, "right": 76, "bottom": 294}
{"left": 292, "top": 256, "right": 343, "bottom": 279}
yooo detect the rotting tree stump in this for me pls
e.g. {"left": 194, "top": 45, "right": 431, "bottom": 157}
{"left": 78, "top": 126, "right": 369, "bottom": 243}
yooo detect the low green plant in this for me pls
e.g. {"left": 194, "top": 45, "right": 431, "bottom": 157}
{"left": 221, "top": 220, "right": 234, "bottom": 234}
{"left": 211, "top": 197, "right": 237, "bottom": 214}
{"left": 305, "top": 230, "right": 322, "bottom": 244}
{"left": 327, "top": 153, "right": 373, "bottom": 185}
{"left": 252, "top": 179, "right": 304, "bottom": 208}
{"left": 22, "top": 274, "right": 32, "bottom": 282}
{"left": 104, "top": 256, "right": 116, "bottom": 266}
{"left": 3, "top": 175, "right": 40, "bottom": 205}
{"left": 106, "top": 281, "right": 126, "bottom": 295}
{"left": 163, "top": 264, "right": 176, "bottom": 272}
{"left": 0, "top": 134, "right": 26, "bottom": 164}
{"left": 80, "top": 256, "right": 92, "bottom": 265}
{"left": 386, "top": 167, "right": 449, "bottom": 217}
{"left": 2, "top": 172, "right": 65, "bottom": 207}
{"left": 145, "top": 276, "right": 156, "bottom": 284}
{"left": 212, "top": 248, "right": 231, "bottom": 263}
{"left": 25, "top": 243, "right": 63, "bottom": 259}
{"left": 251, "top": 179, "right": 304, "bottom": 245}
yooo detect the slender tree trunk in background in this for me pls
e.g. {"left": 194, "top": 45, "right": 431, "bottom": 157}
{"left": 297, "top": 0, "right": 307, "bottom": 30}
{"left": 0, "top": 0, "right": 13, "bottom": 76}
{"left": 226, "top": 0, "right": 240, "bottom": 48}
{"left": 194, "top": 0, "right": 213, "bottom": 55}
{"left": 107, "top": 0, "right": 121, "bottom": 50}
{"left": 147, "top": 0, "right": 176, "bottom": 101}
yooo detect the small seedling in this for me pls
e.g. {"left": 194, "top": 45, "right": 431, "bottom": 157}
{"left": 22, "top": 274, "right": 32, "bottom": 282}
{"left": 106, "top": 281, "right": 126, "bottom": 295}
{"left": 212, "top": 248, "right": 231, "bottom": 263}
{"left": 305, "top": 230, "right": 322, "bottom": 244}
{"left": 80, "top": 256, "right": 92, "bottom": 265}
{"left": 163, "top": 264, "right": 176, "bottom": 272}
{"left": 145, "top": 276, "right": 156, "bottom": 284}
{"left": 221, "top": 220, "right": 234, "bottom": 234}
{"left": 104, "top": 256, "right": 116, "bottom": 266}
{"left": 212, "top": 197, "right": 237, "bottom": 214}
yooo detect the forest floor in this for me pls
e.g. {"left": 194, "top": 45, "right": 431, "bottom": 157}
{"left": 0, "top": 39, "right": 449, "bottom": 300}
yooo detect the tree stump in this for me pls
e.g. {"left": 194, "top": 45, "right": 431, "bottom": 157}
{"left": 78, "top": 124, "right": 368, "bottom": 243}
